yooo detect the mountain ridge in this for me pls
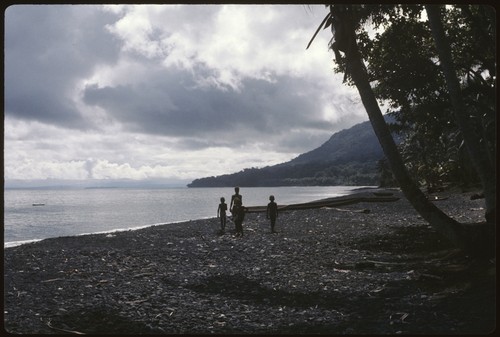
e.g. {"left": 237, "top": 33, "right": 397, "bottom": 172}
{"left": 188, "top": 116, "right": 395, "bottom": 187}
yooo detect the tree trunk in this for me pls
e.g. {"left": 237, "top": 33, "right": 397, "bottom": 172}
{"left": 330, "top": 5, "right": 466, "bottom": 248}
{"left": 425, "top": 5, "right": 496, "bottom": 224}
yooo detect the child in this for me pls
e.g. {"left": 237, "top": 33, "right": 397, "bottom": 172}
{"left": 217, "top": 197, "right": 227, "bottom": 232}
{"left": 230, "top": 187, "right": 242, "bottom": 218}
{"left": 267, "top": 195, "right": 278, "bottom": 233}
{"left": 232, "top": 197, "right": 247, "bottom": 237}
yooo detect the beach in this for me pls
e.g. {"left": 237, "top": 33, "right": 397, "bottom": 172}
{"left": 3, "top": 188, "right": 495, "bottom": 334}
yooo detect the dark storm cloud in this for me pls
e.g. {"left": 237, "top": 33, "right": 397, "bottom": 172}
{"left": 5, "top": 4, "right": 353, "bottom": 147}
{"left": 82, "top": 62, "right": 332, "bottom": 151}
{"left": 4, "top": 5, "right": 122, "bottom": 128}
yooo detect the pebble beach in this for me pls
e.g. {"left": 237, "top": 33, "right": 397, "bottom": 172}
{"left": 3, "top": 188, "right": 495, "bottom": 334}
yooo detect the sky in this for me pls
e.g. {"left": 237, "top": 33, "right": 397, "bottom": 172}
{"left": 4, "top": 4, "right": 369, "bottom": 187}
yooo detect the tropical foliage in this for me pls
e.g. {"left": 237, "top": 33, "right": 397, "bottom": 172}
{"left": 330, "top": 4, "right": 495, "bottom": 191}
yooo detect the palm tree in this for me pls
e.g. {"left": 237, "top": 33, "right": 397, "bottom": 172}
{"left": 308, "top": 4, "right": 493, "bottom": 255}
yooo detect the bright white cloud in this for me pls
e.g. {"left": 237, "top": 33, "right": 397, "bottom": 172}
{"left": 103, "top": 5, "right": 341, "bottom": 89}
{"left": 4, "top": 116, "right": 295, "bottom": 182}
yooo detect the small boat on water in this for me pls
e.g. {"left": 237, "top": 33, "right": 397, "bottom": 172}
{"left": 32, "top": 203, "right": 45, "bottom": 206}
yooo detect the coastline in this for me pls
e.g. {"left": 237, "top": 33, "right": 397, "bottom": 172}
{"left": 4, "top": 188, "right": 495, "bottom": 334}
{"left": 3, "top": 186, "right": 385, "bottom": 249}
{"left": 4, "top": 185, "right": 368, "bottom": 248}
{"left": 3, "top": 218, "right": 216, "bottom": 249}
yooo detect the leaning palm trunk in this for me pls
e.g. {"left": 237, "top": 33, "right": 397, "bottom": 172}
{"left": 348, "top": 61, "right": 466, "bottom": 247}
{"left": 326, "top": 5, "right": 467, "bottom": 248}
{"left": 425, "top": 5, "right": 496, "bottom": 224}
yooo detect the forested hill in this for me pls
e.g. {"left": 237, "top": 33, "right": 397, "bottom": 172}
{"left": 188, "top": 117, "right": 394, "bottom": 187}
{"left": 288, "top": 119, "right": 387, "bottom": 166}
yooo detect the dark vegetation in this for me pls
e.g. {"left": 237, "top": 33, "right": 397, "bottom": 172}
{"left": 361, "top": 5, "right": 494, "bottom": 193}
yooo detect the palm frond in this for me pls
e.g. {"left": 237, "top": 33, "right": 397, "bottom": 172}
{"left": 306, "top": 12, "right": 332, "bottom": 50}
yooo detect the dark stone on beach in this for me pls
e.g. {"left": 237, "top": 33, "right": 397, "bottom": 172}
{"left": 354, "top": 261, "right": 376, "bottom": 269}
{"left": 3, "top": 189, "right": 495, "bottom": 334}
{"left": 470, "top": 192, "right": 484, "bottom": 200}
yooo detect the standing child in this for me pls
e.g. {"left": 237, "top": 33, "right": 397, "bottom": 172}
{"left": 230, "top": 187, "right": 242, "bottom": 216}
{"left": 267, "top": 195, "right": 278, "bottom": 233}
{"left": 232, "top": 197, "right": 247, "bottom": 237}
{"left": 217, "top": 197, "right": 227, "bottom": 233}
{"left": 230, "top": 187, "right": 243, "bottom": 231}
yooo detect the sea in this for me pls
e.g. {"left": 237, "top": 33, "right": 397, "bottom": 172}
{"left": 4, "top": 186, "right": 367, "bottom": 248}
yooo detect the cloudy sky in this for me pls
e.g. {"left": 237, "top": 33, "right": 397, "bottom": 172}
{"left": 4, "top": 4, "right": 368, "bottom": 186}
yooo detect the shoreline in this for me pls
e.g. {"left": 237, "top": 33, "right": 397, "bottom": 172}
{"left": 4, "top": 217, "right": 217, "bottom": 249}
{"left": 4, "top": 185, "right": 371, "bottom": 248}
{"left": 4, "top": 188, "right": 494, "bottom": 334}
{"left": 4, "top": 186, "right": 388, "bottom": 249}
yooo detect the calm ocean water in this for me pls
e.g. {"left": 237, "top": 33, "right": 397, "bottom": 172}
{"left": 4, "top": 186, "right": 365, "bottom": 247}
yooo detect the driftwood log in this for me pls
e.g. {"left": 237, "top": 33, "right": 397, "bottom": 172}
{"left": 246, "top": 190, "right": 399, "bottom": 213}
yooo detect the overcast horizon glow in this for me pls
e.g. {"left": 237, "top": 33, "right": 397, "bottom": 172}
{"left": 4, "top": 4, "right": 369, "bottom": 185}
